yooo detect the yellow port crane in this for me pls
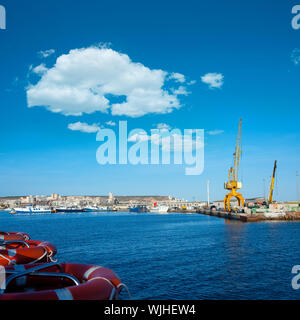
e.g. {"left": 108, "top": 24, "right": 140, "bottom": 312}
{"left": 268, "top": 160, "right": 277, "bottom": 204}
{"left": 224, "top": 119, "right": 245, "bottom": 212}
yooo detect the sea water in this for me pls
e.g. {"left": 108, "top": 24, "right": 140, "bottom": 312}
{"left": 0, "top": 211, "right": 299, "bottom": 299}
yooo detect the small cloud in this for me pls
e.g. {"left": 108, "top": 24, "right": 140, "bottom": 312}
{"left": 187, "top": 80, "right": 196, "bottom": 85}
{"left": 291, "top": 48, "right": 300, "bottom": 65}
{"left": 128, "top": 131, "right": 150, "bottom": 142}
{"left": 201, "top": 73, "right": 224, "bottom": 89}
{"left": 207, "top": 129, "right": 224, "bottom": 135}
{"left": 68, "top": 122, "right": 100, "bottom": 133}
{"left": 159, "top": 133, "right": 203, "bottom": 152}
{"left": 156, "top": 123, "right": 171, "bottom": 131}
{"left": 169, "top": 72, "right": 186, "bottom": 83}
{"left": 105, "top": 120, "right": 116, "bottom": 126}
{"left": 32, "top": 63, "right": 48, "bottom": 75}
{"left": 172, "top": 86, "right": 189, "bottom": 96}
{"left": 38, "top": 49, "right": 55, "bottom": 58}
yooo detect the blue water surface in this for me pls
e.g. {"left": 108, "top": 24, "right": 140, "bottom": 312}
{"left": 0, "top": 211, "right": 299, "bottom": 300}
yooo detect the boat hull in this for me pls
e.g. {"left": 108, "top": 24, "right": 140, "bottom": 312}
{"left": 11, "top": 211, "right": 52, "bottom": 214}
{"left": 129, "top": 206, "right": 148, "bottom": 213}
{"left": 84, "top": 208, "right": 108, "bottom": 212}
{"left": 56, "top": 209, "right": 84, "bottom": 213}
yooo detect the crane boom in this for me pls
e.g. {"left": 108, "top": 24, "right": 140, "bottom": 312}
{"left": 268, "top": 160, "right": 277, "bottom": 204}
{"left": 227, "top": 119, "right": 242, "bottom": 188}
{"left": 234, "top": 119, "right": 242, "bottom": 182}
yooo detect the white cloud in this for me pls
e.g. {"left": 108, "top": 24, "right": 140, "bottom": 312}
{"left": 207, "top": 130, "right": 224, "bottom": 135}
{"left": 128, "top": 132, "right": 150, "bottom": 142}
{"left": 32, "top": 64, "right": 48, "bottom": 75}
{"left": 105, "top": 120, "right": 116, "bottom": 126}
{"left": 156, "top": 132, "right": 203, "bottom": 152}
{"left": 27, "top": 46, "right": 187, "bottom": 117}
{"left": 201, "top": 73, "right": 224, "bottom": 89}
{"left": 172, "top": 86, "right": 189, "bottom": 96}
{"left": 291, "top": 48, "right": 300, "bottom": 65}
{"left": 68, "top": 122, "right": 100, "bottom": 133}
{"left": 187, "top": 80, "right": 196, "bottom": 85}
{"left": 38, "top": 49, "right": 55, "bottom": 58}
{"left": 169, "top": 72, "right": 185, "bottom": 83}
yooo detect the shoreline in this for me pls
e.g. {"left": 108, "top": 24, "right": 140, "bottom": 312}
{"left": 2, "top": 208, "right": 300, "bottom": 223}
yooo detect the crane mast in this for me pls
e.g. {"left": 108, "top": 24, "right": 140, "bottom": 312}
{"left": 228, "top": 119, "right": 242, "bottom": 185}
{"left": 224, "top": 119, "right": 245, "bottom": 212}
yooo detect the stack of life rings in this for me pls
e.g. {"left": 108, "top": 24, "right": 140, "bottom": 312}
{"left": 0, "top": 231, "right": 130, "bottom": 300}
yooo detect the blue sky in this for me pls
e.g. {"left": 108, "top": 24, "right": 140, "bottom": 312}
{"left": 0, "top": 0, "right": 300, "bottom": 201}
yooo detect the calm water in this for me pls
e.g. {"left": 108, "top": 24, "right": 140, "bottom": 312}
{"left": 0, "top": 211, "right": 299, "bottom": 300}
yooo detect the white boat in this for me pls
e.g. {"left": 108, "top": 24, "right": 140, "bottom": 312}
{"left": 83, "top": 206, "right": 108, "bottom": 212}
{"left": 10, "top": 206, "right": 52, "bottom": 214}
{"left": 150, "top": 205, "right": 169, "bottom": 213}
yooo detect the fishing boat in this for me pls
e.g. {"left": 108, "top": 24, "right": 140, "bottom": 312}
{"left": 150, "top": 204, "right": 169, "bottom": 214}
{"left": 129, "top": 205, "right": 148, "bottom": 213}
{"left": 10, "top": 206, "right": 52, "bottom": 214}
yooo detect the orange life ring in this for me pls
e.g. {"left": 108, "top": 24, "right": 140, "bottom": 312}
{"left": 0, "top": 241, "right": 57, "bottom": 266}
{"left": 0, "top": 232, "right": 30, "bottom": 241}
{"left": 1, "top": 240, "right": 55, "bottom": 250}
{"left": 0, "top": 263, "right": 127, "bottom": 300}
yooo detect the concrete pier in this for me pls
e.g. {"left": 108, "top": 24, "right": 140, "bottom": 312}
{"left": 195, "top": 209, "right": 300, "bottom": 223}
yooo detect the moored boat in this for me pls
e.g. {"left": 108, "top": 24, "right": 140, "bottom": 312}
{"left": 10, "top": 206, "right": 52, "bottom": 215}
{"left": 150, "top": 205, "right": 169, "bottom": 214}
{"left": 129, "top": 205, "right": 148, "bottom": 213}
{"left": 83, "top": 206, "right": 109, "bottom": 212}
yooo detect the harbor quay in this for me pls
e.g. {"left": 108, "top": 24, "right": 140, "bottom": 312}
{"left": 0, "top": 193, "right": 202, "bottom": 213}
{"left": 196, "top": 206, "right": 300, "bottom": 223}
{"left": 0, "top": 193, "right": 299, "bottom": 222}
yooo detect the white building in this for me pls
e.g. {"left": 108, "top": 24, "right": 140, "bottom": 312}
{"left": 108, "top": 192, "right": 115, "bottom": 204}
